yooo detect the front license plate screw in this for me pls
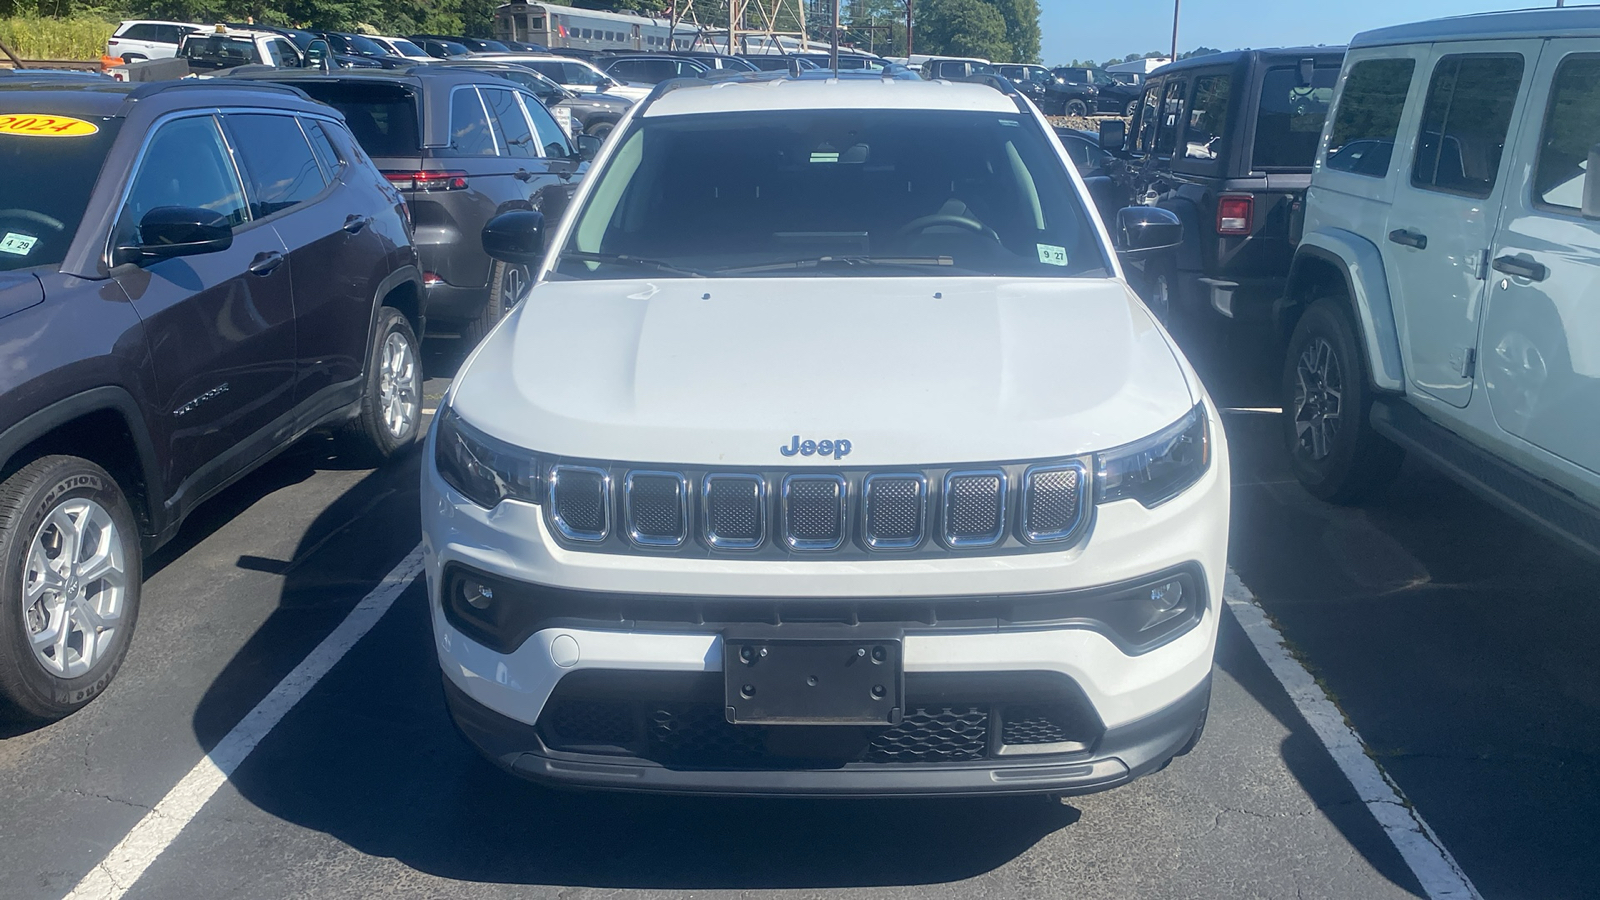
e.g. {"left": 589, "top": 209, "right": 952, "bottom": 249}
{"left": 872, "top": 646, "right": 887, "bottom": 663}
{"left": 739, "top": 645, "right": 755, "bottom": 664}
{"left": 871, "top": 684, "right": 886, "bottom": 699}
{"left": 741, "top": 683, "right": 756, "bottom": 699}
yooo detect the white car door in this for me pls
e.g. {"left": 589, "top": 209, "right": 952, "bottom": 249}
{"left": 1381, "top": 40, "right": 1543, "bottom": 409}
{"left": 1480, "top": 41, "right": 1600, "bottom": 476}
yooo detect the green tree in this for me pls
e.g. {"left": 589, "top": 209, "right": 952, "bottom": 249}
{"left": 917, "top": 0, "right": 1008, "bottom": 61}
{"left": 989, "top": 0, "right": 1038, "bottom": 62}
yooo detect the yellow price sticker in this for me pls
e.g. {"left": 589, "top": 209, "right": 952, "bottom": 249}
{"left": 0, "top": 114, "right": 100, "bottom": 137}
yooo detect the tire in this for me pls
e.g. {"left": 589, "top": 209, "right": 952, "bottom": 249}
{"left": 584, "top": 118, "right": 617, "bottom": 140}
{"left": 460, "top": 259, "right": 528, "bottom": 347}
{"left": 1064, "top": 99, "right": 1089, "bottom": 118}
{"left": 337, "top": 307, "right": 423, "bottom": 467}
{"left": 1125, "top": 99, "right": 1139, "bottom": 118}
{"left": 1281, "top": 298, "right": 1404, "bottom": 503}
{"left": 0, "top": 456, "right": 141, "bottom": 721}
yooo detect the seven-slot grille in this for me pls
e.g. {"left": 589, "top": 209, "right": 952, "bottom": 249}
{"left": 545, "top": 459, "right": 1089, "bottom": 555}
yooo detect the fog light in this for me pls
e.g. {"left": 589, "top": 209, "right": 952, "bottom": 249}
{"left": 1149, "top": 580, "right": 1184, "bottom": 613}
{"left": 462, "top": 579, "right": 495, "bottom": 610}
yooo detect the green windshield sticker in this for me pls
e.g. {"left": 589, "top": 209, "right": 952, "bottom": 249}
{"left": 1036, "top": 243, "right": 1069, "bottom": 267}
{"left": 0, "top": 233, "right": 37, "bottom": 256}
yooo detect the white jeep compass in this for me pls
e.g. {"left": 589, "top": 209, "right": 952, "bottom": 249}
{"left": 422, "top": 74, "right": 1229, "bottom": 796}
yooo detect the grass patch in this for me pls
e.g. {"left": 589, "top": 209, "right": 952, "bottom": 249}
{"left": 0, "top": 15, "right": 116, "bottom": 62}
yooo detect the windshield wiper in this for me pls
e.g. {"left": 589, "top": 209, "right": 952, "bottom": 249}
{"left": 561, "top": 251, "right": 710, "bottom": 277}
{"left": 716, "top": 255, "right": 955, "bottom": 275}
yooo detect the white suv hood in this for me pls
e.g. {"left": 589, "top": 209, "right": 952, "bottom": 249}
{"left": 451, "top": 276, "right": 1197, "bottom": 466}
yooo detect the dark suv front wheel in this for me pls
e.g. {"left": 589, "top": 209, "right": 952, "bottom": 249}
{"left": 339, "top": 307, "right": 423, "bottom": 466}
{"left": 1281, "top": 298, "right": 1403, "bottom": 503}
{"left": 0, "top": 456, "right": 141, "bottom": 720}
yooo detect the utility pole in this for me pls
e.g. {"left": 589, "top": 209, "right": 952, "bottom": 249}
{"left": 905, "top": 0, "right": 913, "bottom": 57}
{"left": 1170, "top": 0, "right": 1181, "bottom": 63}
{"left": 729, "top": 0, "right": 738, "bottom": 55}
{"left": 831, "top": 0, "right": 840, "bottom": 74}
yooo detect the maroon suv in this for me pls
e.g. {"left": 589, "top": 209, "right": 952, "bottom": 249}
{"left": 0, "top": 78, "right": 423, "bottom": 720}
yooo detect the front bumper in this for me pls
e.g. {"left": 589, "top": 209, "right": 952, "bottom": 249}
{"left": 445, "top": 671, "right": 1211, "bottom": 797}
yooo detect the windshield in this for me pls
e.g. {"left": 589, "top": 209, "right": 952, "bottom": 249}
{"left": 290, "top": 82, "right": 420, "bottom": 157}
{"left": 343, "top": 33, "right": 389, "bottom": 56}
{"left": 0, "top": 116, "right": 121, "bottom": 272}
{"left": 388, "top": 38, "right": 426, "bottom": 57}
{"left": 555, "top": 109, "right": 1108, "bottom": 280}
{"left": 182, "top": 36, "right": 262, "bottom": 67}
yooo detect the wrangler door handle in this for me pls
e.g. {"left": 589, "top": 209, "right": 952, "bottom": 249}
{"left": 248, "top": 251, "right": 285, "bottom": 276}
{"left": 1387, "top": 228, "right": 1428, "bottom": 250}
{"left": 342, "top": 214, "right": 371, "bottom": 234}
{"left": 1492, "top": 254, "right": 1549, "bottom": 282}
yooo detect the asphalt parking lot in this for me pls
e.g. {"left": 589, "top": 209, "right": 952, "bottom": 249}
{"left": 1, "top": 320, "right": 1596, "bottom": 900}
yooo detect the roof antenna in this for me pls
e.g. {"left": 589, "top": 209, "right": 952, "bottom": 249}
{"left": 831, "top": 0, "right": 840, "bottom": 78}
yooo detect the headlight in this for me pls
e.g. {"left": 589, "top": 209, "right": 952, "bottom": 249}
{"left": 434, "top": 406, "right": 542, "bottom": 509}
{"left": 1095, "top": 405, "right": 1210, "bottom": 508}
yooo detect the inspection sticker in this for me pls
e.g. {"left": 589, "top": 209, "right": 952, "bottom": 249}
{"left": 0, "top": 233, "right": 37, "bottom": 256}
{"left": 0, "top": 114, "right": 99, "bottom": 137}
{"left": 1036, "top": 243, "right": 1070, "bottom": 267}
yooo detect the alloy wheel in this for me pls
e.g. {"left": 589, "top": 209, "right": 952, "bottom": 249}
{"left": 23, "top": 498, "right": 127, "bottom": 679}
{"left": 377, "top": 331, "right": 419, "bottom": 440}
{"left": 1292, "top": 337, "right": 1343, "bottom": 461}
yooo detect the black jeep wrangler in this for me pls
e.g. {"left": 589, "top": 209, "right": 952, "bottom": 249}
{"left": 1101, "top": 48, "right": 1345, "bottom": 324}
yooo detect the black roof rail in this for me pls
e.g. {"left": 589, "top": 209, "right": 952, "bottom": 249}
{"left": 124, "top": 78, "right": 311, "bottom": 103}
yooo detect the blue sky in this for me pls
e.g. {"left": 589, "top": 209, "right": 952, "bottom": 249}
{"left": 1039, "top": 0, "right": 1550, "bottom": 65}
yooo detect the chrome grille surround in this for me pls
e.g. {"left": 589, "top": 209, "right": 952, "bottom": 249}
{"left": 547, "top": 464, "right": 611, "bottom": 542}
{"left": 1020, "top": 462, "right": 1089, "bottom": 544}
{"left": 781, "top": 474, "right": 848, "bottom": 551}
{"left": 624, "top": 470, "right": 689, "bottom": 548}
{"left": 861, "top": 473, "right": 928, "bottom": 550}
{"left": 942, "top": 470, "right": 1008, "bottom": 548}
{"left": 702, "top": 473, "right": 766, "bottom": 550}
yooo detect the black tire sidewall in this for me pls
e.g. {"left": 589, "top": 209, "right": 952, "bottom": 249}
{"left": 1281, "top": 300, "right": 1374, "bottom": 500}
{"left": 0, "top": 457, "right": 141, "bottom": 719}
{"left": 366, "top": 308, "right": 423, "bottom": 457}
{"left": 1065, "top": 100, "right": 1088, "bottom": 117}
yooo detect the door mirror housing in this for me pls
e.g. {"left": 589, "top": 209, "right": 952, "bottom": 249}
{"left": 482, "top": 209, "right": 546, "bottom": 266}
{"left": 574, "top": 133, "right": 603, "bottom": 161}
{"left": 1114, "top": 206, "right": 1183, "bottom": 256}
{"left": 304, "top": 40, "right": 331, "bottom": 72}
{"left": 1099, "top": 118, "right": 1126, "bottom": 153}
{"left": 1585, "top": 143, "right": 1600, "bottom": 220}
{"left": 116, "top": 206, "right": 232, "bottom": 265}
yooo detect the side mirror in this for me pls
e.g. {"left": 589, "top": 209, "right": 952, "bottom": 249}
{"left": 482, "top": 209, "right": 546, "bottom": 266}
{"left": 1099, "top": 118, "right": 1127, "bottom": 153}
{"left": 1115, "top": 206, "right": 1183, "bottom": 255}
{"left": 116, "top": 207, "right": 233, "bottom": 264}
{"left": 574, "top": 133, "right": 603, "bottom": 161}
{"left": 601, "top": 77, "right": 618, "bottom": 90}
{"left": 1585, "top": 143, "right": 1599, "bottom": 220}
{"left": 305, "top": 40, "right": 331, "bottom": 72}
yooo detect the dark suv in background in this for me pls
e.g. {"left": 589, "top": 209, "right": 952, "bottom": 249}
{"left": 1106, "top": 48, "right": 1345, "bottom": 324}
{"left": 0, "top": 78, "right": 423, "bottom": 721}
{"left": 1048, "top": 66, "right": 1140, "bottom": 117}
{"left": 233, "top": 67, "right": 597, "bottom": 343}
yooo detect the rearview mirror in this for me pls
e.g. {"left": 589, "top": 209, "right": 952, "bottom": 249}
{"left": 574, "top": 133, "right": 603, "bottom": 161}
{"left": 1115, "top": 206, "right": 1183, "bottom": 255}
{"left": 482, "top": 209, "right": 546, "bottom": 266}
{"left": 1099, "top": 118, "right": 1126, "bottom": 153}
{"left": 117, "top": 207, "right": 232, "bottom": 264}
{"left": 1585, "top": 143, "right": 1599, "bottom": 220}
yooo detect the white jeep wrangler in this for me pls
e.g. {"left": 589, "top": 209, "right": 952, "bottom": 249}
{"left": 1282, "top": 7, "right": 1600, "bottom": 558}
{"left": 422, "top": 74, "right": 1229, "bottom": 796}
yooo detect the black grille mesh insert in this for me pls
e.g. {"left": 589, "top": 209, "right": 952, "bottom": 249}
{"left": 544, "top": 699, "right": 636, "bottom": 747}
{"left": 945, "top": 474, "right": 1003, "bottom": 540}
{"left": 866, "top": 707, "right": 989, "bottom": 762}
{"left": 1025, "top": 467, "right": 1083, "bottom": 539}
{"left": 786, "top": 478, "right": 843, "bottom": 544}
{"left": 628, "top": 474, "right": 683, "bottom": 541}
{"left": 1001, "top": 703, "right": 1089, "bottom": 746}
{"left": 551, "top": 468, "right": 606, "bottom": 536}
{"left": 865, "top": 476, "right": 923, "bottom": 545}
{"left": 648, "top": 704, "right": 766, "bottom": 763}
{"left": 705, "top": 476, "right": 762, "bottom": 544}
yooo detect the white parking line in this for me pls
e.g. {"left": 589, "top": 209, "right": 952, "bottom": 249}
{"left": 1223, "top": 571, "right": 1482, "bottom": 900}
{"left": 64, "top": 546, "right": 425, "bottom": 900}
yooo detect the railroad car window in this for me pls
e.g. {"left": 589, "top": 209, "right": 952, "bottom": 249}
{"left": 1411, "top": 54, "right": 1525, "bottom": 198}
{"left": 1533, "top": 54, "right": 1600, "bottom": 212}
{"left": 1325, "top": 57, "right": 1416, "bottom": 177}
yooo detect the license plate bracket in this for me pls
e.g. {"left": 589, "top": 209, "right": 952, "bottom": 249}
{"left": 723, "top": 634, "right": 903, "bottom": 725}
